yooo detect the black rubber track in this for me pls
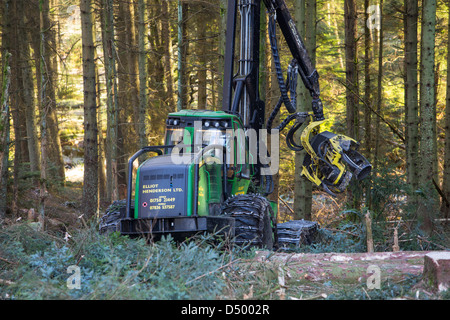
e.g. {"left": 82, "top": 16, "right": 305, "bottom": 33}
{"left": 221, "top": 194, "right": 278, "bottom": 249}
{"left": 98, "top": 199, "right": 126, "bottom": 234}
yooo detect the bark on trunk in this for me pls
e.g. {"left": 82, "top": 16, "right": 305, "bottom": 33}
{"left": 80, "top": 0, "right": 99, "bottom": 219}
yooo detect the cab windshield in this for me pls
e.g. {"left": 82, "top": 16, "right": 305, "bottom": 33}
{"left": 165, "top": 127, "right": 232, "bottom": 154}
{"left": 198, "top": 128, "right": 229, "bottom": 148}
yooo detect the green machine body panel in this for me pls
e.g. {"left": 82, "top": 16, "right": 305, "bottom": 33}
{"left": 134, "top": 155, "right": 192, "bottom": 219}
{"left": 133, "top": 109, "right": 256, "bottom": 219}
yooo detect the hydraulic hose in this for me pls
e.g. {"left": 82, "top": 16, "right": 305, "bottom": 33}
{"left": 267, "top": 13, "right": 309, "bottom": 152}
{"left": 268, "top": 14, "right": 297, "bottom": 114}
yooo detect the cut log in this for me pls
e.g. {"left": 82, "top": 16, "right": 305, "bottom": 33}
{"left": 423, "top": 251, "right": 450, "bottom": 292}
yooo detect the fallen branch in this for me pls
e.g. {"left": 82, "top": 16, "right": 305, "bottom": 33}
{"left": 0, "top": 278, "right": 15, "bottom": 285}
{"left": 0, "top": 256, "right": 14, "bottom": 265}
{"left": 432, "top": 178, "right": 450, "bottom": 207}
{"left": 185, "top": 259, "right": 240, "bottom": 285}
{"left": 322, "top": 227, "right": 359, "bottom": 237}
{"left": 417, "top": 235, "right": 448, "bottom": 250}
{"left": 278, "top": 196, "right": 294, "bottom": 215}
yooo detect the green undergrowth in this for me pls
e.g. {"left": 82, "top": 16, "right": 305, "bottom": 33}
{"left": 0, "top": 223, "right": 232, "bottom": 300}
{"left": 326, "top": 274, "right": 450, "bottom": 300}
{"left": 0, "top": 221, "right": 448, "bottom": 300}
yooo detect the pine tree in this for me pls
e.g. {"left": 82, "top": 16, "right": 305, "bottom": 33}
{"left": 39, "top": 0, "right": 65, "bottom": 183}
{"left": 100, "top": 0, "right": 119, "bottom": 202}
{"left": 442, "top": 1, "right": 450, "bottom": 219}
{"left": 137, "top": 0, "right": 149, "bottom": 149}
{"left": 374, "top": 0, "right": 383, "bottom": 169}
{"left": 404, "top": 0, "right": 419, "bottom": 196}
{"left": 363, "top": 0, "right": 372, "bottom": 157}
{"left": 18, "top": 0, "right": 40, "bottom": 176}
{"left": 196, "top": 6, "right": 208, "bottom": 110}
{"left": 80, "top": 0, "right": 99, "bottom": 218}
{"left": 418, "top": 0, "right": 438, "bottom": 233}
{"left": 344, "top": 0, "right": 359, "bottom": 140}
{"left": 293, "top": 0, "right": 314, "bottom": 220}
{"left": 0, "top": 46, "right": 11, "bottom": 220}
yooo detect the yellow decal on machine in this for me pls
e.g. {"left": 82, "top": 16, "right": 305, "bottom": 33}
{"left": 142, "top": 183, "right": 183, "bottom": 194}
{"left": 142, "top": 184, "right": 181, "bottom": 211}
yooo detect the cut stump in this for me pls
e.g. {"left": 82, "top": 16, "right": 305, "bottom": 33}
{"left": 423, "top": 251, "right": 450, "bottom": 292}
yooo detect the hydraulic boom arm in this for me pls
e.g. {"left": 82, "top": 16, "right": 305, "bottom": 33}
{"left": 222, "top": 0, "right": 371, "bottom": 196}
{"left": 262, "top": 0, "right": 324, "bottom": 120}
{"left": 262, "top": 0, "right": 319, "bottom": 98}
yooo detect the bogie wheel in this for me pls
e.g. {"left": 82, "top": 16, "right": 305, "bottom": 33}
{"left": 221, "top": 194, "right": 278, "bottom": 250}
{"left": 98, "top": 199, "right": 126, "bottom": 234}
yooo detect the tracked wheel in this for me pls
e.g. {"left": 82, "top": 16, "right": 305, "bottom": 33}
{"left": 277, "top": 219, "right": 319, "bottom": 247}
{"left": 98, "top": 199, "right": 126, "bottom": 234}
{"left": 221, "top": 194, "right": 278, "bottom": 249}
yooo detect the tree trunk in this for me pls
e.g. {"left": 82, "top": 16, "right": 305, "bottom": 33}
{"left": 363, "top": 0, "right": 372, "bottom": 158}
{"left": 116, "top": 0, "right": 134, "bottom": 196}
{"left": 177, "top": 0, "right": 184, "bottom": 111}
{"left": 442, "top": 2, "right": 450, "bottom": 219}
{"left": 362, "top": 0, "right": 373, "bottom": 209}
{"left": 0, "top": 0, "right": 10, "bottom": 223}
{"left": 344, "top": 0, "right": 358, "bottom": 139}
{"left": 10, "top": 0, "right": 23, "bottom": 218}
{"left": 197, "top": 6, "right": 207, "bottom": 109}
{"left": 127, "top": 0, "right": 139, "bottom": 141}
{"left": 374, "top": 0, "right": 384, "bottom": 170}
{"left": 148, "top": 0, "right": 168, "bottom": 136}
{"left": 181, "top": 1, "right": 189, "bottom": 110}
{"left": 266, "top": 15, "right": 279, "bottom": 211}
{"left": 40, "top": 0, "right": 65, "bottom": 183}
{"left": 418, "top": 0, "right": 438, "bottom": 234}
{"left": 404, "top": 0, "right": 419, "bottom": 198}
{"left": 137, "top": 0, "right": 149, "bottom": 149}
{"left": 93, "top": 17, "right": 106, "bottom": 205}
{"left": 0, "top": 51, "right": 11, "bottom": 221}
{"left": 18, "top": 2, "right": 40, "bottom": 175}
{"left": 217, "top": 0, "right": 227, "bottom": 110}
{"left": 80, "top": 0, "right": 99, "bottom": 219}
{"left": 293, "top": 0, "right": 313, "bottom": 221}
{"left": 100, "top": 0, "right": 119, "bottom": 203}
{"left": 39, "top": 0, "right": 50, "bottom": 230}
{"left": 162, "top": 0, "right": 175, "bottom": 111}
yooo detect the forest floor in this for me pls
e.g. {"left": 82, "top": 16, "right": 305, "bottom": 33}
{"left": 238, "top": 250, "right": 445, "bottom": 300}
{"left": 2, "top": 179, "right": 446, "bottom": 300}
{"left": 3, "top": 108, "right": 446, "bottom": 300}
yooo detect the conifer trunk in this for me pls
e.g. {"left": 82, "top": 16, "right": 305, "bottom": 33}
{"left": 197, "top": 5, "right": 207, "bottom": 109}
{"left": 40, "top": 0, "right": 65, "bottom": 183}
{"left": 418, "top": 0, "right": 437, "bottom": 233}
{"left": 80, "top": 0, "right": 99, "bottom": 219}
{"left": 138, "top": 0, "right": 149, "bottom": 149}
{"left": 374, "top": 0, "right": 383, "bottom": 169}
{"left": 100, "top": 0, "right": 119, "bottom": 203}
{"left": 363, "top": 0, "right": 372, "bottom": 157}
{"left": 0, "top": 51, "right": 11, "bottom": 221}
{"left": 404, "top": 0, "right": 419, "bottom": 196}
{"left": 38, "top": 0, "right": 50, "bottom": 229}
{"left": 293, "top": 0, "right": 313, "bottom": 221}
{"left": 442, "top": 3, "right": 450, "bottom": 219}
{"left": 162, "top": 0, "right": 175, "bottom": 111}
{"left": 344, "top": 0, "right": 358, "bottom": 139}
{"left": 18, "top": 2, "right": 40, "bottom": 175}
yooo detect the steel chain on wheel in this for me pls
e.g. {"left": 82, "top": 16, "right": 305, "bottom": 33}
{"left": 98, "top": 199, "right": 126, "bottom": 234}
{"left": 277, "top": 219, "right": 319, "bottom": 247}
{"left": 221, "top": 194, "right": 278, "bottom": 249}
{"left": 99, "top": 195, "right": 280, "bottom": 250}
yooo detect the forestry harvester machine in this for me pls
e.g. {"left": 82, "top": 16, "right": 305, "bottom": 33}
{"left": 99, "top": 0, "right": 372, "bottom": 249}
